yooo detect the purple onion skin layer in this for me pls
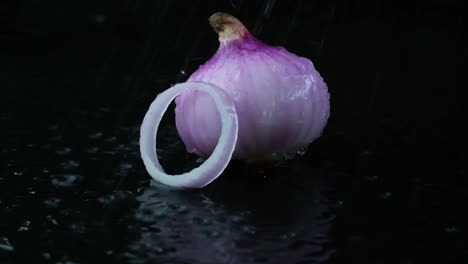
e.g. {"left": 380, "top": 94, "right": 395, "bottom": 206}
{"left": 175, "top": 14, "right": 330, "bottom": 160}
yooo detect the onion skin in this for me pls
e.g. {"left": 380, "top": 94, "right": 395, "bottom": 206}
{"left": 175, "top": 13, "right": 330, "bottom": 160}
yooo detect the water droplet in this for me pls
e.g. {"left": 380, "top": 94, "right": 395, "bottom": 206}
{"left": 366, "top": 175, "right": 380, "bottom": 182}
{"left": 60, "top": 160, "right": 80, "bottom": 170}
{"left": 192, "top": 217, "right": 211, "bottom": 225}
{"left": 280, "top": 232, "right": 297, "bottom": 240}
{"left": 360, "top": 150, "right": 372, "bottom": 156}
{"left": 241, "top": 225, "right": 256, "bottom": 235}
{"left": 176, "top": 205, "right": 188, "bottom": 214}
{"left": 335, "top": 200, "right": 345, "bottom": 208}
{"left": 13, "top": 171, "right": 23, "bottom": 176}
{"left": 186, "top": 146, "right": 197, "bottom": 153}
{"left": 69, "top": 223, "right": 86, "bottom": 234}
{"left": 154, "top": 246, "right": 164, "bottom": 253}
{"left": 97, "top": 194, "right": 115, "bottom": 205}
{"left": 206, "top": 231, "right": 220, "bottom": 238}
{"left": 44, "top": 197, "right": 61, "bottom": 208}
{"left": 283, "top": 151, "right": 296, "bottom": 160}
{"left": 56, "top": 147, "right": 72, "bottom": 156}
{"left": 444, "top": 226, "right": 459, "bottom": 233}
{"left": 296, "top": 146, "right": 308, "bottom": 155}
{"left": 119, "top": 163, "right": 133, "bottom": 170}
{"left": 17, "top": 220, "right": 31, "bottom": 231}
{"left": 105, "top": 136, "right": 117, "bottom": 142}
{"left": 0, "top": 243, "right": 14, "bottom": 252}
{"left": 51, "top": 174, "right": 82, "bottom": 187}
{"left": 46, "top": 215, "right": 58, "bottom": 226}
{"left": 85, "top": 147, "right": 99, "bottom": 154}
{"left": 88, "top": 132, "right": 103, "bottom": 139}
{"left": 42, "top": 253, "right": 51, "bottom": 260}
{"left": 97, "top": 191, "right": 133, "bottom": 205}
{"left": 195, "top": 157, "right": 206, "bottom": 163}
{"left": 48, "top": 124, "right": 58, "bottom": 131}
{"left": 378, "top": 191, "right": 393, "bottom": 199}
{"left": 180, "top": 70, "right": 187, "bottom": 76}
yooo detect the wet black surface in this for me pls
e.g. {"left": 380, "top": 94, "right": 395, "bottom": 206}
{"left": 1, "top": 0, "right": 467, "bottom": 263}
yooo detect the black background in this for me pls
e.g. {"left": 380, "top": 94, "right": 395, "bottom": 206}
{"left": 1, "top": 0, "right": 467, "bottom": 263}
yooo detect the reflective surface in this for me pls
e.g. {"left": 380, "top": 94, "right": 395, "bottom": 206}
{"left": 1, "top": 0, "right": 467, "bottom": 263}
{"left": 0, "top": 108, "right": 336, "bottom": 263}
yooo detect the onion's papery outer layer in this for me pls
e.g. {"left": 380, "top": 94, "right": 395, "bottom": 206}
{"left": 140, "top": 82, "right": 238, "bottom": 189}
{"left": 175, "top": 14, "right": 330, "bottom": 160}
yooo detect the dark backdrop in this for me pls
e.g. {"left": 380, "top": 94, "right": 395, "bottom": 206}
{"left": 1, "top": 0, "right": 467, "bottom": 263}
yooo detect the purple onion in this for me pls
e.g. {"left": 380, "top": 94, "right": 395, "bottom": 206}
{"left": 140, "top": 13, "right": 330, "bottom": 188}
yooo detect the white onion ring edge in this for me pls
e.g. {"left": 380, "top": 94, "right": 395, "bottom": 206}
{"left": 139, "top": 81, "right": 238, "bottom": 189}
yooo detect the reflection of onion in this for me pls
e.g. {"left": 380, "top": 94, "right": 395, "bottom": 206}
{"left": 140, "top": 13, "right": 330, "bottom": 188}
{"left": 140, "top": 82, "right": 238, "bottom": 188}
{"left": 131, "top": 165, "right": 333, "bottom": 262}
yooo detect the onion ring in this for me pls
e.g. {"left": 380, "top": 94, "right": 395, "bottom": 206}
{"left": 139, "top": 82, "right": 238, "bottom": 189}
